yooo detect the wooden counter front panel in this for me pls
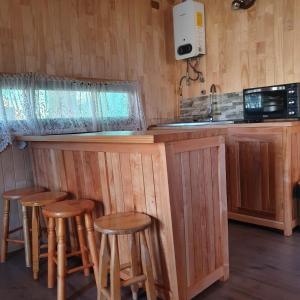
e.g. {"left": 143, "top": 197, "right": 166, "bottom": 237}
{"left": 165, "top": 137, "right": 229, "bottom": 299}
{"left": 30, "top": 143, "right": 177, "bottom": 298}
{"left": 31, "top": 148, "right": 102, "bottom": 201}
{"left": 30, "top": 137, "right": 229, "bottom": 299}
{"left": 97, "top": 150, "right": 172, "bottom": 293}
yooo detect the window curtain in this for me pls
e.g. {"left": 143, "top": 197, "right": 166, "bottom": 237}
{"left": 0, "top": 73, "right": 146, "bottom": 152}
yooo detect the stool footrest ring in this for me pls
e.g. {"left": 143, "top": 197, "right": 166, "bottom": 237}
{"left": 100, "top": 288, "right": 111, "bottom": 299}
{"left": 6, "top": 238, "right": 24, "bottom": 244}
{"left": 122, "top": 274, "right": 147, "bottom": 287}
{"left": 67, "top": 264, "right": 93, "bottom": 275}
{"left": 8, "top": 226, "right": 23, "bottom": 235}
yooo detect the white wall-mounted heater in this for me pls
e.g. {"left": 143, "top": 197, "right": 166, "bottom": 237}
{"left": 173, "top": 0, "right": 206, "bottom": 60}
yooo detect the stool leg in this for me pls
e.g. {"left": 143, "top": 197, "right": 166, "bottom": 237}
{"left": 84, "top": 212, "right": 99, "bottom": 287}
{"left": 41, "top": 213, "right": 49, "bottom": 243}
{"left": 140, "top": 231, "right": 156, "bottom": 300}
{"left": 130, "top": 233, "right": 139, "bottom": 300}
{"left": 22, "top": 205, "right": 31, "bottom": 267}
{"left": 0, "top": 199, "right": 10, "bottom": 263}
{"left": 32, "top": 206, "right": 40, "bottom": 280}
{"left": 57, "top": 218, "right": 66, "bottom": 300}
{"left": 110, "top": 235, "right": 121, "bottom": 300}
{"left": 75, "top": 215, "right": 90, "bottom": 276}
{"left": 97, "top": 234, "right": 109, "bottom": 300}
{"left": 67, "top": 218, "right": 78, "bottom": 252}
{"left": 48, "top": 217, "right": 56, "bottom": 288}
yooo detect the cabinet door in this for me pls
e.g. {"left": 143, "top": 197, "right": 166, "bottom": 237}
{"left": 226, "top": 131, "right": 283, "bottom": 221}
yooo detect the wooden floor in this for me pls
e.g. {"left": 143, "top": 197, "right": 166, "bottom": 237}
{"left": 1, "top": 221, "right": 300, "bottom": 299}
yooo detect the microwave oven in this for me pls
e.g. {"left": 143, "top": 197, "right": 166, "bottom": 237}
{"left": 243, "top": 83, "right": 300, "bottom": 121}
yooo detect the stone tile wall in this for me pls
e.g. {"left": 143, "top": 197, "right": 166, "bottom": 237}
{"left": 180, "top": 92, "right": 244, "bottom": 121}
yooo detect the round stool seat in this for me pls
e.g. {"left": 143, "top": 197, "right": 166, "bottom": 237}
{"left": 3, "top": 186, "right": 46, "bottom": 201}
{"left": 43, "top": 200, "right": 85, "bottom": 219}
{"left": 94, "top": 212, "right": 152, "bottom": 235}
{"left": 70, "top": 199, "right": 95, "bottom": 213}
{"left": 20, "top": 191, "right": 67, "bottom": 207}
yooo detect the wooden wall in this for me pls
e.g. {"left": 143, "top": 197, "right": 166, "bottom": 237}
{"left": 0, "top": 146, "right": 33, "bottom": 250}
{"left": 179, "top": 0, "right": 300, "bottom": 98}
{"left": 2, "top": 0, "right": 300, "bottom": 123}
{"left": 0, "top": 0, "right": 177, "bottom": 125}
{"left": 0, "top": 0, "right": 177, "bottom": 249}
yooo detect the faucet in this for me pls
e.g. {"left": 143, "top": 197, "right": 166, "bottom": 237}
{"left": 207, "top": 84, "right": 217, "bottom": 121}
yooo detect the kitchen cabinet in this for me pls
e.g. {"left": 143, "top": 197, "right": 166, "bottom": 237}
{"left": 226, "top": 126, "right": 300, "bottom": 236}
{"left": 227, "top": 129, "right": 283, "bottom": 221}
{"left": 152, "top": 121, "right": 300, "bottom": 236}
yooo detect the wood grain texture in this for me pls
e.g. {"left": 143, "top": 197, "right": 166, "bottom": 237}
{"left": 0, "top": 0, "right": 177, "bottom": 125}
{"left": 226, "top": 130, "right": 283, "bottom": 220}
{"left": 165, "top": 136, "right": 229, "bottom": 299}
{"left": 29, "top": 135, "right": 228, "bottom": 299}
{"left": 94, "top": 212, "right": 152, "bottom": 235}
{"left": 226, "top": 126, "right": 300, "bottom": 236}
{"left": 17, "top": 121, "right": 300, "bottom": 144}
{"left": 178, "top": 0, "right": 300, "bottom": 98}
{"left": 30, "top": 141, "right": 176, "bottom": 298}
{"left": 0, "top": 146, "right": 33, "bottom": 252}
{"left": 148, "top": 123, "right": 300, "bottom": 236}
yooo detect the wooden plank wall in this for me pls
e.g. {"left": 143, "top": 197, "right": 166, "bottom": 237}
{"left": 0, "top": 0, "right": 177, "bottom": 125}
{"left": 0, "top": 0, "right": 177, "bottom": 254}
{"left": 178, "top": 0, "right": 300, "bottom": 98}
{"left": 4, "top": 0, "right": 300, "bottom": 120}
{"left": 0, "top": 146, "right": 33, "bottom": 251}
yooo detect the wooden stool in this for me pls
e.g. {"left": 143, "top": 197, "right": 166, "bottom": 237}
{"left": 0, "top": 186, "right": 46, "bottom": 267}
{"left": 94, "top": 212, "right": 156, "bottom": 300}
{"left": 43, "top": 199, "right": 99, "bottom": 300}
{"left": 20, "top": 191, "right": 68, "bottom": 279}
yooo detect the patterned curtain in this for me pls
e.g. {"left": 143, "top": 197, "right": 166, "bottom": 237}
{"left": 0, "top": 73, "right": 146, "bottom": 152}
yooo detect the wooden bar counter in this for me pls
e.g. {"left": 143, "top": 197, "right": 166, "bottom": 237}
{"left": 18, "top": 130, "right": 229, "bottom": 300}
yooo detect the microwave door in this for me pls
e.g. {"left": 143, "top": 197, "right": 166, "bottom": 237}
{"left": 262, "top": 92, "right": 287, "bottom": 117}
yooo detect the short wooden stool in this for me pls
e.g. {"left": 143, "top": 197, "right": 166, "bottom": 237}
{"left": 20, "top": 191, "right": 67, "bottom": 279}
{"left": 94, "top": 212, "right": 156, "bottom": 300}
{"left": 43, "top": 199, "right": 99, "bottom": 300}
{"left": 0, "top": 186, "right": 46, "bottom": 267}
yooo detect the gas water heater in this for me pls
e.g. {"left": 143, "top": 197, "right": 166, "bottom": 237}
{"left": 173, "top": 0, "right": 206, "bottom": 60}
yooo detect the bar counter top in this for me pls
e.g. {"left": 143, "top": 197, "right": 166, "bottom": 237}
{"left": 16, "top": 121, "right": 300, "bottom": 144}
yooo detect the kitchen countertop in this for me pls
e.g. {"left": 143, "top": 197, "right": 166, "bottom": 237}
{"left": 16, "top": 121, "right": 300, "bottom": 144}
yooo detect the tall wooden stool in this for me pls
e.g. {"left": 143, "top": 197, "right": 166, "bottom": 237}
{"left": 0, "top": 186, "right": 46, "bottom": 267}
{"left": 94, "top": 212, "right": 156, "bottom": 300}
{"left": 43, "top": 199, "right": 99, "bottom": 300}
{"left": 20, "top": 191, "right": 68, "bottom": 280}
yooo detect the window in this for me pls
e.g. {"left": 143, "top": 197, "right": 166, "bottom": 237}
{"left": 0, "top": 73, "right": 146, "bottom": 152}
{"left": 100, "top": 92, "right": 129, "bottom": 119}
{"left": 2, "top": 89, "right": 131, "bottom": 121}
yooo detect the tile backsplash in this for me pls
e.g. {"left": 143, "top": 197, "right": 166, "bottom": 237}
{"left": 180, "top": 92, "right": 244, "bottom": 121}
